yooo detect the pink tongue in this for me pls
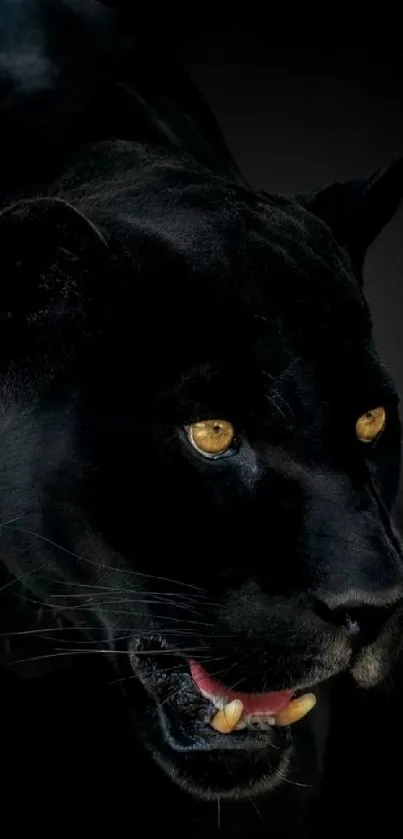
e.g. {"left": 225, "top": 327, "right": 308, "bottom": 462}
{"left": 189, "top": 660, "right": 293, "bottom": 716}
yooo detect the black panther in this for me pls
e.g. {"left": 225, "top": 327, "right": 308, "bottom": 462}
{"left": 1, "top": 2, "right": 403, "bottom": 835}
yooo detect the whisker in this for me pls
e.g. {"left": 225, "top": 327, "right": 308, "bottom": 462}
{"left": 208, "top": 649, "right": 253, "bottom": 686}
{"left": 0, "top": 514, "right": 25, "bottom": 529}
{"left": 125, "top": 646, "right": 213, "bottom": 656}
{"left": 108, "top": 672, "right": 138, "bottom": 687}
{"left": 12, "top": 527, "right": 205, "bottom": 593}
{"left": 53, "top": 598, "right": 206, "bottom": 616}
{"left": 47, "top": 597, "right": 203, "bottom": 612}
{"left": 277, "top": 771, "right": 314, "bottom": 789}
{"left": 1, "top": 624, "right": 233, "bottom": 645}
{"left": 0, "top": 626, "right": 95, "bottom": 639}
{"left": 0, "top": 563, "right": 47, "bottom": 596}
{"left": 0, "top": 626, "right": 220, "bottom": 643}
{"left": 159, "top": 686, "right": 184, "bottom": 706}
{"left": 6, "top": 650, "right": 115, "bottom": 667}
{"left": 207, "top": 659, "right": 241, "bottom": 681}
{"left": 227, "top": 677, "right": 245, "bottom": 692}
{"left": 6, "top": 646, "right": 214, "bottom": 668}
{"left": 108, "top": 655, "right": 226, "bottom": 686}
{"left": 51, "top": 607, "right": 219, "bottom": 627}
{"left": 47, "top": 580, "right": 210, "bottom": 602}
{"left": 5, "top": 590, "right": 219, "bottom": 627}
{"left": 247, "top": 794, "right": 264, "bottom": 824}
{"left": 9, "top": 632, "right": 135, "bottom": 646}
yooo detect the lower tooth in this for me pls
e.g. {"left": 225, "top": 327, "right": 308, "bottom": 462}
{"left": 274, "top": 693, "right": 316, "bottom": 727}
{"left": 210, "top": 699, "right": 244, "bottom": 734}
{"left": 209, "top": 693, "right": 316, "bottom": 733}
{"left": 235, "top": 714, "right": 275, "bottom": 730}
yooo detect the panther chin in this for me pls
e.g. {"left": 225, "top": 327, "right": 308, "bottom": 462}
{"left": 126, "top": 638, "right": 316, "bottom": 801}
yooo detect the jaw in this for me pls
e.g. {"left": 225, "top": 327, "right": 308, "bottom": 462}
{"left": 149, "top": 724, "right": 293, "bottom": 801}
{"left": 122, "top": 637, "right": 326, "bottom": 801}
{"left": 129, "top": 673, "right": 293, "bottom": 801}
{"left": 117, "top": 607, "right": 401, "bottom": 801}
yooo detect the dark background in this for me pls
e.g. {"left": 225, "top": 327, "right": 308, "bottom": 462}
{"left": 172, "top": 30, "right": 403, "bottom": 496}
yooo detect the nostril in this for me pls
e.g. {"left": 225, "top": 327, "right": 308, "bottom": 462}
{"left": 312, "top": 598, "right": 359, "bottom": 633}
{"left": 349, "top": 605, "right": 397, "bottom": 645}
{"left": 312, "top": 597, "right": 396, "bottom": 644}
{"left": 344, "top": 614, "right": 361, "bottom": 635}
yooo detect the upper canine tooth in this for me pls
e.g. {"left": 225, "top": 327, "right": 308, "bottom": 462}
{"left": 210, "top": 699, "right": 244, "bottom": 734}
{"left": 274, "top": 693, "right": 316, "bottom": 727}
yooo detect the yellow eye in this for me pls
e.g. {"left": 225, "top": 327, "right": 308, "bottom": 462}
{"left": 186, "top": 419, "right": 235, "bottom": 457}
{"left": 355, "top": 406, "right": 386, "bottom": 443}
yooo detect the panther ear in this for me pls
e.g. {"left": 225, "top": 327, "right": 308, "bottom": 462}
{"left": 296, "top": 157, "right": 403, "bottom": 276}
{"left": 0, "top": 196, "right": 109, "bottom": 374}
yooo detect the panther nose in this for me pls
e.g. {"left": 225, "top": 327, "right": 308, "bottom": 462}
{"left": 307, "top": 530, "right": 403, "bottom": 643}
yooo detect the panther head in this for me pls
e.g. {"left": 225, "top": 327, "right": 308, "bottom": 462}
{"left": 1, "top": 154, "right": 403, "bottom": 800}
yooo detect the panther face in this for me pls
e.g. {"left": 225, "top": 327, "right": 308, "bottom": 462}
{"left": 0, "top": 154, "right": 402, "bottom": 801}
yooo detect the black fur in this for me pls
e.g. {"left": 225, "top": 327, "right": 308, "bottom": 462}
{"left": 1, "top": 2, "right": 403, "bottom": 835}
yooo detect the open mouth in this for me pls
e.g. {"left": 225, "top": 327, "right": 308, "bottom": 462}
{"left": 128, "top": 637, "right": 317, "bottom": 750}
{"left": 189, "top": 659, "right": 316, "bottom": 732}
{"left": 123, "top": 635, "right": 323, "bottom": 800}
